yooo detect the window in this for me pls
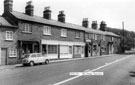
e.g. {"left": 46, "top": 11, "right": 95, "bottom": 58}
{"left": 31, "top": 54, "right": 36, "bottom": 58}
{"left": 9, "top": 49, "right": 16, "bottom": 57}
{"left": 102, "top": 35, "right": 105, "bottom": 41}
{"left": 75, "top": 31, "right": 80, "bottom": 38}
{"left": 60, "top": 45, "right": 69, "bottom": 54}
{"left": 82, "top": 47, "right": 84, "bottom": 54}
{"left": 94, "top": 34, "right": 97, "bottom": 40}
{"left": 6, "top": 31, "right": 13, "bottom": 40}
{"left": 69, "top": 46, "right": 72, "bottom": 54}
{"left": 61, "top": 29, "right": 67, "bottom": 37}
{"left": 48, "top": 45, "right": 57, "bottom": 54}
{"left": 112, "top": 37, "right": 114, "bottom": 41}
{"left": 37, "top": 54, "right": 42, "bottom": 57}
{"left": 85, "top": 33, "right": 89, "bottom": 39}
{"left": 74, "top": 46, "right": 82, "bottom": 54}
{"left": 23, "top": 23, "right": 32, "bottom": 33}
{"left": 43, "top": 26, "right": 51, "bottom": 35}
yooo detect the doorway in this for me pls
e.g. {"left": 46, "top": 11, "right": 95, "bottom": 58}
{"left": 1, "top": 48, "right": 7, "bottom": 65}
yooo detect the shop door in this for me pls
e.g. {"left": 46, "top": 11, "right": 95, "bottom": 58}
{"left": 1, "top": 48, "right": 7, "bottom": 65}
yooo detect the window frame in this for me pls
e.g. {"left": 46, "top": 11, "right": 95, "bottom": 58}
{"left": 6, "top": 31, "right": 13, "bottom": 41}
{"left": 43, "top": 26, "right": 52, "bottom": 35}
{"left": 23, "top": 23, "right": 32, "bottom": 33}
{"left": 61, "top": 29, "right": 68, "bottom": 37}
{"left": 75, "top": 31, "right": 80, "bottom": 38}
{"left": 9, "top": 48, "right": 17, "bottom": 57}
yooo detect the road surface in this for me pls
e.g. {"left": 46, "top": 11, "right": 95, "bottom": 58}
{"left": 0, "top": 52, "right": 135, "bottom": 85}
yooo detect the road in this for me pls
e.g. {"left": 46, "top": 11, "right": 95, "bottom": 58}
{"left": 0, "top": 52, "right": 135, "bottom": 85}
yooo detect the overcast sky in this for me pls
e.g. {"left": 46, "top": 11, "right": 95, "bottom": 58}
{"left": 0, "top": 0, "right": 135, "bottom": 31}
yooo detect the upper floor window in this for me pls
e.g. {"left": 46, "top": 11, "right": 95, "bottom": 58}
{"left": 43, "top": 26, "right": 51, "bottom": 35}
{"left": 23, "top": 23, "right": 32, "bottom": 33}
{"left": 85, "top": 33, "right": 89, "bottom": 39}
{"left": 102, "top": 35, "right": 105, "bottom": 41}
{"left": 61, "top": 29, "right": 67, "bottom": 37}
{"left": 112, "top": 37, "right": 114, "bottom": 41}
{"left": 75, "top": 31, "right": 80, "bottom": 38}
{"left": 6, "top": 31, "right": 13, "bottom": 40}
{"left": 94, "top": 34, "right": 97, "bottom": 40}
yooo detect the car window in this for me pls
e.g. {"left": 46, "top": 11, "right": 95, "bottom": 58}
{"left": 37, "top": 54, "right": 42, "bottom": 57}
{"left": 31, "top": 54, "right": 36, "bottom": 58}
{"left": 24, "top": 54, "right": 29, "bottom": 58}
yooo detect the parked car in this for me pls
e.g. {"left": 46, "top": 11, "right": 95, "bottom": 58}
{"left": 22, "top": 53, "right": 50, "bottom": 66}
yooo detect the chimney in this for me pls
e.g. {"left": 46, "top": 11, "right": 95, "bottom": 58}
{"left": 91, "top": 21, "right": 98, "bottom": 30}
{"left": 82, "top": 18, "right": 89, "bottom": 28}
{"left": 43, "top": 6, "right": 51, "bottom": 19}
{"left": 25, "top": 1, "right": 34, "bottom": 16}
{"left": 4, "top": 0, "right": 13, "bottom": 13}
{"left": 58, "top": 11, "right": 65, "bottom": 23}
{"left": 100, "top": 21, "right": 106, "bottom": 31}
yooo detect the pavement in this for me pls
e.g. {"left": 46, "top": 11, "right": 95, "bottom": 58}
{"left": 0, "top": 54, "right": 116, "bottom": 72}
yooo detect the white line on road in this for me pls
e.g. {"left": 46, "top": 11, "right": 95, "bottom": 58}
{"left": 53, "top": 55, "right": 133, "bottom": 85}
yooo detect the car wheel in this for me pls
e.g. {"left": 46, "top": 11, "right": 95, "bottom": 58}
{"left": 45, "top": 59, "right": 49, "bottom": 64}
{"left": 30, "top": 61, "right": 34, "bottom": 66}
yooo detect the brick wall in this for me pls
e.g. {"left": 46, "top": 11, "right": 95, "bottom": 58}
{"left": 0, "top": 26, "right": 18, "bottom": 65}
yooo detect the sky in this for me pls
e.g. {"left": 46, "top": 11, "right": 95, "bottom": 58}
{"left": 0, "top": 0, "right": 135, "bottom": 31}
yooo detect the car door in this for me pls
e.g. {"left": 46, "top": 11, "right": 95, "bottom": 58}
{"left": 31, "top": 54, "right": 38, "bottom": 63}
{"left": 37, "top": 53, "right": 43, "bottom": 63}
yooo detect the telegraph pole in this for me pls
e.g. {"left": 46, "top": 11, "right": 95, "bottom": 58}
{"left": 122, "top": 21, "right": 125, "bottom": 53}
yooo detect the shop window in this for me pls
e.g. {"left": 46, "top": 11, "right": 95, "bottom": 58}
{"left": 6, "top": 31, "right": 13, "bottom": 40}
{"left": 42, "top": 45, "right": 47, "bottom": 54}
{"left": 48, "top": 45, "right": 57, "bottom": 54}
{"left": 69, "top": 46, "right": 72, "bottom": 54}
{"left": 43, "top": 26, "right": 51, "bottom": 35}
{"left": 9, "top": 48, "right": 17, "bottom": 57}
{"left": 60, "top": 45, "right": 69, "bottom": 54}
{"left": 61, "top": 29, "right": 67, "bottom": 37}
{"left": 82, "top": 46, "right": 84, "bottom": 54}
{"left": 74, "top": 46, "right": 82, "bottom": 54}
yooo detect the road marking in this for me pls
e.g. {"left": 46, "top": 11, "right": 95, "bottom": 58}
{"left": 53, "top": 55, "right": 133, "bottom": 85}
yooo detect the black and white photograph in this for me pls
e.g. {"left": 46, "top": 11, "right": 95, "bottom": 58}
{"left": 0, "top": 0, "right": 135, "bottom": 85}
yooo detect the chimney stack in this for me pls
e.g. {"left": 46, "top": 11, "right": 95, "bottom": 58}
{"left": 4, "top": 0, "right": 13, "bottom": 13}
{"left": 43, "top": 6, "right": 51, "bottom": 19}
{"left": 25, "top": 1, "right": 34, "bottom": 16}
{"left": 58, "top": 11, "right": 65, "bottom": 23}
{"left": 100, "top": 21, "right": 106, "bottom": 31}
{"left": 82, "top": 18, "right": 89, "bottom": 28}
{"left": 91, "top": 21, "right": 98, "bottom": 30}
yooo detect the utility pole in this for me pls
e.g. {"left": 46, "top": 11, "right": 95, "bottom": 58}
{"left": 122, "top": 21, "right": 125, "bottom": 53}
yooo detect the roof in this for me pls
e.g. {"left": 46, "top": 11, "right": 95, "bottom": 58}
{"left": 0, "top": 16, "right": 17, "bottom": 28}
{"left": 11, "top": 11, "right": 86, "bottom": 31}
{"left": 10, "top": 11, "right": 119, "bottom": 37}
{"left": 85, "top": 28, "right": 106, "bottom": 35}
{"left": 105, "top": 31, "right": 120, "bottom": 37}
